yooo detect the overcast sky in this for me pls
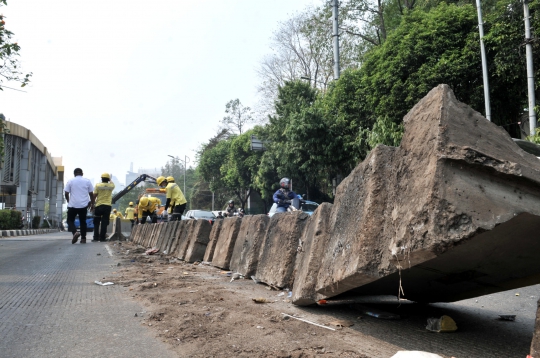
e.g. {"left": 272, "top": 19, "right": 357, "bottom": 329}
{"left": 1, "top": 0, "right": 320, "bottom": 186}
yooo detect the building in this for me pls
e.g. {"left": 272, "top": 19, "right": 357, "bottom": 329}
{"left": 0, "top": 121, "right": 64, "bottom": 227}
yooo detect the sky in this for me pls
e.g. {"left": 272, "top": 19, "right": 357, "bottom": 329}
{"left": 1, "top": 0, "right": 321, "bottom": 186}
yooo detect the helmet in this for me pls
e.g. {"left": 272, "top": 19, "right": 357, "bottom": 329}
{"left": 156, "top": 176, "right": 166, "bottom": 186}
{"left": 166, "top": 176, "right": 175, "bottom": 182}
{"left": 228, "top": 200, "right": 234, "bottom": 205}
{"left": 140, "top": 197, "right": 149, "bottom": 207}
{"left": 113, "top": 209, "right": 117, "bottom": 212}
{"left": 129, "top": 202, "right": 133, "bottom": 206}
{"left": 280, "top": 177, "right": 290, "bottom": 189}
{"left": 101, "top": 172, "right": 110, "bottom": 179}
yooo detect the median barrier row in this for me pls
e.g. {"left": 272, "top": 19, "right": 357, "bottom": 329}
{"left": 1, "top": 229, "right": 59, "bottom": 237}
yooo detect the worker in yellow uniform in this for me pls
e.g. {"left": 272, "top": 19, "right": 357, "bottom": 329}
{"left": 92, "top": 172, "right": 115, "bottom": 242}
{"left": 157, "top": 176, "right": 187, "bottom": 221}
{"left": 138, "top": 196, "right": 161, "bottom": 224}
{"left": 125, "top": 202, "right": 135, "bottom": 227}
{"left": 113, "top": 208, "right": 124, "bottom": 219}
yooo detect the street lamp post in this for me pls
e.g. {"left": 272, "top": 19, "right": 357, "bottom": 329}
{"left": 167, "top": 154, "right": 190, "bottom": 196}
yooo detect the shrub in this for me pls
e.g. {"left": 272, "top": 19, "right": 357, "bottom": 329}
{"left": 0, "top": 209, "right": 22, "bottom": 230}
{"left": 32, "top": 216, "right": 41, "bottom": 229}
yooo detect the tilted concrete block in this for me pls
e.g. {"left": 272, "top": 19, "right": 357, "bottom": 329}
{"left": 174, "top": 220, "right": 196, "bottom": 259}
{"left": 256, "top": 211, "right": 309, "bottom": 289}
{"left": 203, "top": 220, "right": 224, "bottom": 262}
{"left": 315, "top": 84, "right": 540, "bottom": 303}
{"left": 229, "top": 215, "right": 269, "bottom": 277}
{"left": 184, "top": 220, "right": 213, "bottom": 263}
{"left": 160, "top": 221, "right": 179, "bottom": 254}
{"left": 211, "top": 217, "right": 242, "bottom": 270}
{"left": 167, "top": 220, "right": 186, "bottom": 255}
{"left": 291, "top": 203, "right": 333, "bottom": 306}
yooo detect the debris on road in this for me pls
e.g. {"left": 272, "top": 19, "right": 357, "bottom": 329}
{"left": 145, "top": 248, "right": 159, "bottom": 255}
{"left": 328, "top": 319, "right": 354, "bottom": 328}
{"left": 230, "top": 273, "right": 244, "bottom": 282}
{"left": 281, "top": 313, "right": 336, "bottom": 331}
{"left": 354, "top": 304, "right": 400, "bottom": 320}
{"left": 426, "top": 315, "right": 457, "bottom": 333}
{"left": 252, "top": 297, "right": 269, "bottom": 303}
{"left": 391, "top": 351, "right": 444, "bottom": 358}
{"left": 94, "top": 281, "right": 114, "bottom": 286}
{"left": 498, "top": 315, "right": 516, "bottom": 321}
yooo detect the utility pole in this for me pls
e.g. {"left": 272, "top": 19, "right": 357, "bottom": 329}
{"left": 332, "top": 0, "right": 340, "bottom": 80}
{"left": 476, "top": 0, "right": 491, "bottom": 121}
{"left": 524, "top": 0, "right": 537, "bottom": 135}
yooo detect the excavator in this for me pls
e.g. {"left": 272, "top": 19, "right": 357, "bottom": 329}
{"left": 112, "top": 174, "right": 168, "bottom": 220}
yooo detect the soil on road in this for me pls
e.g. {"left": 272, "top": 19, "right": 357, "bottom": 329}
{"left": 103, "top": 241, "right": 538, "bottom": 358}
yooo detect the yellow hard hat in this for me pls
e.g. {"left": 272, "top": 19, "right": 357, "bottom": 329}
{"left": 129, "top": 202, "right": 133, "bottom": 206}
{"left": 101, "top": 172, "right": 111, "bottom": 179}
{"left": 166, "top": 176, "right": 175, "bottom": 182}
{"left": 140, "top": 197, "right": 149, "bottom": 207}
{"left": 156, "top": 176, "right": 166, "bottom": 186}
{"left": 113, "top": 209, "right": 117, "bottom": 212}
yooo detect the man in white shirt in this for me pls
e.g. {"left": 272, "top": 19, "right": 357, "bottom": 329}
{"left": 64, "top": 168, "right": 95, "bottom": 244}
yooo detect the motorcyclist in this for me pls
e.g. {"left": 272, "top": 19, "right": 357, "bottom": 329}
{"left": 273, "top": 177, "right": 297, "bottom": 213}
{"left": 226, "top": 200, "right": 236, "bottom": 216}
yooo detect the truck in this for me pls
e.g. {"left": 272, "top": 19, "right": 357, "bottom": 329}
{"left": 112, "top": 174, "right": 167, "bottom": 221}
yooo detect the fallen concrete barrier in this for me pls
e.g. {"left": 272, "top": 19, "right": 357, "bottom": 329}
{"left": 203, "top": 220, "right": 224, "bottom": 263}
{"left": 229, "top": 215, "right": 269, "bottom": 277}
{"left": 313, "top": 84, "right": 540, "bottom": 303}
{"left": 184, "top": 220, "right": 212, "bottom": 263}
{"left": 291, "top": 203, "right": 333, "bottom": 306}
{"left": 211, "top": 217, "right": 242, "bottom": 270}
{"left": 256, "top": 211, "right": 309, "bottom": 289}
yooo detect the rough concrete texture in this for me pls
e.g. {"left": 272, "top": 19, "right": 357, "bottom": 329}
{"left": 291, "top": 203, "right": 333, "bottom": 306}
{"left": 211, "top": 217, "right": 242, "bottom": 270}
{"left": 229, "top": 215, "right": 269, "bottom": 277}
{"left": 532, "top": 299, "right": 540, "bottom": 357}
{"left": 174, "top": 220, "right": 196, "bottom": 259}
{"left": 161, "top": 221, "right": 180, "bottom": 254}
{"left": 129, "top": 225, "right": 139, "bottom": 243}
{"left": 203, "top": 220, "right": 224, "bottom": 263}
{"left": 168, "top": 220, "right": 186, "bottom": 256}
{"left": 184, "top": 220, "right": 213, "bottom": 263}
{"left": 256, "top": 211, "right": 309, "bottom": 289}
{"left": 314, "top": 84, "right": 540, "bottom": 303}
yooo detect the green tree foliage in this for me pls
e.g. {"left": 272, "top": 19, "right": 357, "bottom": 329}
{"left": 0, "top": 1, "right": 31, "bottom": 90}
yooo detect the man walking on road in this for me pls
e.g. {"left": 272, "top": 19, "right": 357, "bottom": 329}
{"left": 92, "top": 172, "right": 115, "bottom": 242}
{"left": 64, "top": 168, "right": 94, "bottom": 244}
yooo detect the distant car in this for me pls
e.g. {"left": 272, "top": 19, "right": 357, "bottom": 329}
{"left": 268, "top": 200, "right": 319, "bottom": 217}
{"left": 74, "top": 211, "right": 94, "bottom": 232}
{"left": 183, "top": 210, "right": 216, "bottom": 224}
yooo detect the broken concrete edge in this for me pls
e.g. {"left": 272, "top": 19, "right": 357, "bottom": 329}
{"left": 0, "top": 229, "right": 60, "bottom": 238}
{"left": 211, "top": 217, "right": 242, "bottom": 270}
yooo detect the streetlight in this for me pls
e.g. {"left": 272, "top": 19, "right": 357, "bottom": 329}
{"left": 167, "top": 154, "right": 190, "bottom": 196}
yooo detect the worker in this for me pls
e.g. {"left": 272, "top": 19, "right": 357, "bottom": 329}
{"left": 125, "top": 202, "right": 135, "bottom": 227}
{"left": 138, "top": 196, "right": 161, "bottom": 224}
{"left": 157, "top": 176, "right": 187, "bottom": 221}
{"left": 109, "top": 211, "right": 116, "bottom": 221}
{"left": 226, "top": 200, "right": 236, "bottom": 216}
{"left": 112, "top": 208, "right": 124, "bottom": 219}
{"left": 92, "top": 172, "right": 115, "bottom": 242}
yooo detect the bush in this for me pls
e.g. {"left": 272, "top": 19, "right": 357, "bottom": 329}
{"left": 0, "top": 209, "right": 22, "bottom": 230}
{"left": 41, "top": 220, "right": 50, "bottom": 228}
{"left": 32, "top": 216, "right": 40, "bottom": 229}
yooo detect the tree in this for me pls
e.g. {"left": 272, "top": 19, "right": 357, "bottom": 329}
{"left": 222, "top": 99, "right": 254, "bottom": 135}
{"left": 0, "top": 1, "right": 31, "bottom": 91}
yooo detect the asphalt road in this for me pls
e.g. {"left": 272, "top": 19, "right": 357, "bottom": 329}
{"left": 0, "top": 232, "right": 176, "bottom": 358}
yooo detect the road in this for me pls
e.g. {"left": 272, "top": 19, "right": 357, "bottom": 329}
{"left": 0, "top": 232, "right": 176, "bottom": 358}
{"left": 0, "top": 232, "right": 538, "bottom": 358}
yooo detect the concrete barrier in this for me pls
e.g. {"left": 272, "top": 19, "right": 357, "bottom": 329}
{"left": 175, "top": 220, "right": 196, "bottom": 260}
{"left": 532, "top": 299, "right": 540, "bottom": 357}
{"left": 291, "top": 203, "right": 333, "bottom": 306}
{"left": 255, "top": 211, "right": 309, "bottom": 289}
{"left": 203, "top": 220, "right": 224, "bottom": 262}
{"left": 229, "top": 215, "right": 269, "bottom": 277}
{"left": 211, "top": 217, "right": 242, "bottom": 270}
{"left": 184, "top": 220, "right": 212, "bottom": 263}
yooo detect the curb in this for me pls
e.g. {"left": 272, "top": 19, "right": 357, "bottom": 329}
{"left": 0, "top": 229, "right": 60, "bottom": 238}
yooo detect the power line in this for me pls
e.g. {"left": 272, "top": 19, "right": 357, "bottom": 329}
{"left": 1, "top": 85, "right": 27, "bottom": 93}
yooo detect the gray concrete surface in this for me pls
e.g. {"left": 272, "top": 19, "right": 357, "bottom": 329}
{"left": 0, "top": 232, "right": 176, "bottom": 358}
